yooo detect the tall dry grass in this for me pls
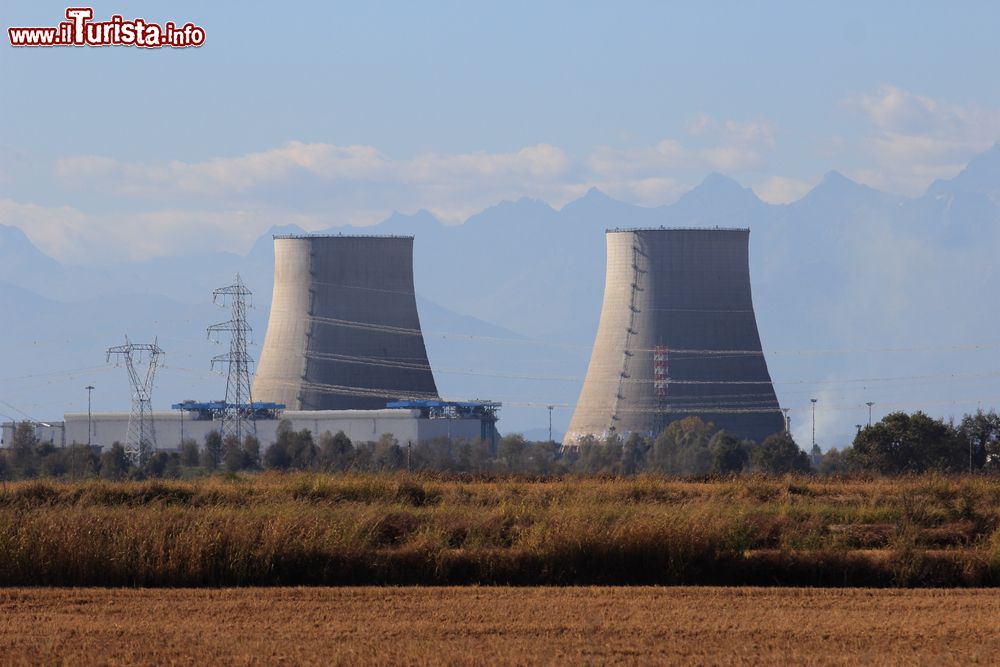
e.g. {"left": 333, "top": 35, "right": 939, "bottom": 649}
{"left": 0, "top": 473, "right": 999, "bottom": 586}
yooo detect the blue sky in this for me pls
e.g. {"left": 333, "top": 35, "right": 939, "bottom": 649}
{"left": 4, "top": 2, "right": 1000, "bottom": 440}
{"left": 3, "top": 0, "right": 1000, "bottom": 260}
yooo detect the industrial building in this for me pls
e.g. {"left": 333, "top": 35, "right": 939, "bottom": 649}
{"left": 252, "top": 234, "right": 440, "bottom": 410}
{"left": 564, "top": 228, "right": 784, "bottom": 446}
{"left": 1, "top": 232, "right": 507, "bottom": 459}
{"left": 1, "top": 400, "right": 499, "bottom": 452}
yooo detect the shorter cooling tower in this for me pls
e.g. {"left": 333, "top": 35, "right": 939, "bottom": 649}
{"left": 564, "top": 228, "right": 784, "bottom": 445}
{"left": 252, "top": 235, "right": 439, "bottom": 410}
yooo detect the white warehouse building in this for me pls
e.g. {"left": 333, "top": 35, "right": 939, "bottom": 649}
{"left": 1, "top": 400, "right": 500, "bottom": 453}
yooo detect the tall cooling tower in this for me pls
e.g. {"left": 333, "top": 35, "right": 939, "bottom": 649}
{"left": 564, "top": 228, "right": 784, "bottom": 445}
{"left": 252, "top": 235, "right": 439, "bottom": 410}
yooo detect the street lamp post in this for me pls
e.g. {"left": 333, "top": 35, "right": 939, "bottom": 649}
{"left": 547, "top": 405, "right": 554, "bottom": 443}
{"left": 85, "top": 385, "right": 95, "bottom": 447}
{"left": 810, "top": 398, "right": 818, "bottom": 448}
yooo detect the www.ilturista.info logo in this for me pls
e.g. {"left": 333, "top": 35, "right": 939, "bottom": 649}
{"left": 8, "top": 8, "right": 205, "bottom": 48}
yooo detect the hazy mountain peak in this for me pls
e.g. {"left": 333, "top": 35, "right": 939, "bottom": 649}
{"left": 246, "top": 223, "right": 307, "bottom": 258}
{"left": 466, "top": 196, "right": 556, "bottom": 227}
{"left": 927, "top": 142, "right": 1000, "bottom": 203}
{"left": 387, "top": 208, "right": 442, "bottom": 224}
{"left": 505, "top": 196, "right": 556, "bottom": 211}
{"left": 581, "top": 186, "right": 611, "bottom": 201}
{"left": 797, "top": 170, "right": 896, "bottom": 209}
{"left": 819, "top": 170, "right": 854, "bottom": 187}
{"left": 378, "top": 208, "right": 444, "bottom": 233}
{"left": 556, "top": 187, "right": 650, "bottom": 232}
{"left": 700, "top": 171, "right": 744, "bottom": 190}
{"left": 560, "top": 186, "right": 632, "bottom": 214}
{"left": 0, "top": 224, "right": 62, "bottom": 271}
{"left": 672, "top": 172, "right": 762, "bottom": 214}
{"left": 0, "top": 223, "right": 40, "bottom": 249}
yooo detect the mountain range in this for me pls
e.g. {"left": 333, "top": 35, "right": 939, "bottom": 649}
{"left": 3, "top": 143, "right": 1000, "bottom": 447}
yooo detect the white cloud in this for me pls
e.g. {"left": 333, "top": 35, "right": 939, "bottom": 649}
{"left": 56, "top": 142, "right": 572, "bottom": 198}
{"left": 586, "top": 139, "right": 687, "bottom": 177}
{"left": 0, "top": 199, "right": 90, "bottom": 261}
{"left": 31, "top": 121, "right": 779, "bottom": 260}
{"left": 723, "top": 119, "right": 775, "bottom": 148}
{"left": 753, "top": 176, "right": 816, "bottom": 204}
{"left": 589, "top": 115, "right": 775, "bottom": 178}
{"left": 592, "top": 176, "right": 686, "bottom": 207}
{"left": 0, "top": 198, "right": 347, "bottom": 263}
{"left": 686, "top": 113, "right": 713, "bottom": 137}
{"left": 847, "top": 84, "right": 1000, "bottom": 194}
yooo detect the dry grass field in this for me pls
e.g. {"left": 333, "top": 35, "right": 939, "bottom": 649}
{"left": 1, "top": 587, "right": 998, "bottom": 665}
{"left": 2, "top": 473, "right": 1000, "bottom": 586}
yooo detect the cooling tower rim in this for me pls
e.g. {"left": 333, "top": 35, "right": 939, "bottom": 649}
{"left": 273, "top": 233, "right": 415, "bottom": 240}
{"left": 606, "top": 226, "right": 750, "bottom": 234}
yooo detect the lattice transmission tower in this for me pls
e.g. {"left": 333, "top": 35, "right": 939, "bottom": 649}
{"left": 207, "top": 274, "right": 256, "bottom": 444}
{"left": 106, "top": 337, "right": 164, "bottom": 466}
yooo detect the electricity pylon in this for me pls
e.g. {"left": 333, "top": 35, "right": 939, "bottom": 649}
{"left": 207, "top": 274, "right": 256, "bottom": 447}
{"left": 106, "top": 337, "right": 163, "bottom": 466}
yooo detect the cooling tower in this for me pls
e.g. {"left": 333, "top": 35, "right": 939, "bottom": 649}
{"left": 564, "top": 228, "right": 784, "bottom": 445}
{"left": 252, "top": 235, "right": 439, "bottom": 410}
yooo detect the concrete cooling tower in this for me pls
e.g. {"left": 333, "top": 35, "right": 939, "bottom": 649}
{"left": 252, "top": 235, "right": 439, "bottom": 410}
{"left": 564, "top": 228, "right": 784, "bottom": 445}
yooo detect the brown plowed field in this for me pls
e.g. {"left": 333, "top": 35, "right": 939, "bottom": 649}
{"left": 2, "top": 587, "right": 998, "bottom": 665}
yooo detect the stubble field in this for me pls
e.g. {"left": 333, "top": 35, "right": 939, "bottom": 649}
{"left": 1, "top": 587, "right": 998, "bottom": 665}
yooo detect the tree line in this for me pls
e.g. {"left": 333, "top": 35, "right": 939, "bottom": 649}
{"left": 1, "top": 408, "right": 998, "bottom": 480}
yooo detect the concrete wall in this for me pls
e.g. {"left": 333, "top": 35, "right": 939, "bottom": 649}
{"left": 253, "top": 235, "right": 440, "bottom": 411}
{"left": 565, "top": 228, "right": 784, "bottom": 445}
{"left": 40, "top": 409, "right": 485, "bottom": 452}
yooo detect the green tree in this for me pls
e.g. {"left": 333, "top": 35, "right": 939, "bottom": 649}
{"left": 223, "top": 434, "right": 245, "bottom": 472}
{"left": 709, "top": 432, "right": 748, "bottom": 474}
{"left": 263, "top": 420, "right": 294, "bottom": 469}
{"left": 650, "top": 417, "right": 717, "bottom": 475}
{"left": 455, "top": 439, "right": 492, "bottom": 473}
{"left": 39, "top": 444, "right": 67, "bottom": 477}
{"left": 526, "top": 440, "right": 562, "bottom": 475}
{"left": 263, "top": 440, "right": 290, "bottom": 469}
{"left": 752, "top": 432, "right": 811, "bottom": 474}
{"left": 162, "top": 452, "right": 181, "bottom": 478}
{"left": 818, "top": 447, "right": 851, "bottom": 475}
{"left": 288, "top": 429, "right": 318, "bottom": 469}
{"left": 849, "top": 411, "right": 965, "bottom": 474}
{"left": 455, "top": 440, "right": 474, "bottom": 472}
{"left": 957, "top": 409, "right": 1000, "bottom": 472}
{"left": 373, "top": 435, "right": 405, "bottom": 471}
{"left": 353, "top": 443, "right": 375, "bottom": 471}
{"left": 145, "top": 451, "right": 171, "bottom": 477}
{"left": 318, "top": 430, "right": 354, "bottom": 471}
{"left": 11, "top": 421, "right": 38, "bottom": 472}
{"left": 621, "top": 432, "right": 649, "bottom": 475}
{"left": 242, "top": 434, "right": 261, "bottom": 469}
{"left": 179, "top": 439, "right": 200, "bottom": 467}
{"left": 65, "top": 444, "right": 98, "bottom": 479}
{"left": 201, "top": 431, "right": 223, "bottom": 469}
{"left": 499, "top": 434, "right": 528, "bottom": 473}
{"left": 99, "top": 443, "right": 129, "bottom": 480}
